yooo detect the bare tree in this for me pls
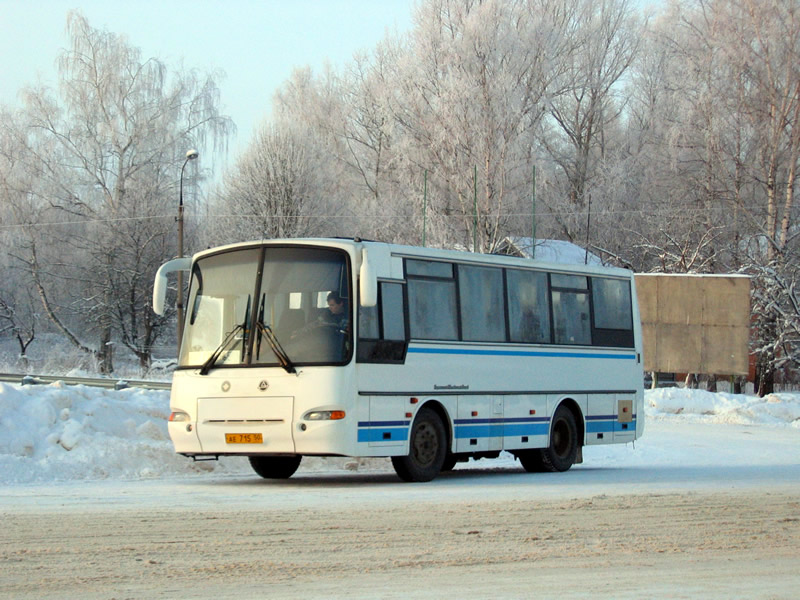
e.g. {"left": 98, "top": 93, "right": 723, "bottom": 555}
{"left": 213, "top": 123, "right": 319, "bottom": 243}
{"left": 542, "top": 0, "right": 643, "bottom": 242}
{"left": 390, "top": 0, "right": 576, "bottom": 252}
{"left": 617, "top": 0, "right": 800, "bottom": 389}
{"left": 748, "top": 247, "right": 800, "bottom": 394}
{"left": 6, "top": 11, "right": 232, "bottom": 371}
{"left": 271, "top": 39, "right": 414, "bottom": 243}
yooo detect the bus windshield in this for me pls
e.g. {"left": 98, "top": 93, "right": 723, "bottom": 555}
{"left": 179, "top": 246, "right": 351, "bottom": 369}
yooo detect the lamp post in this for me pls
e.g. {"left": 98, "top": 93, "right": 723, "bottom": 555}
{"left": 177, "top": 149, "right": 198, "bottom": 353}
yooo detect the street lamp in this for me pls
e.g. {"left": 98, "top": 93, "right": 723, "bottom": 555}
{"left": 177, "top": 149, "right": 199, "bottom": 352}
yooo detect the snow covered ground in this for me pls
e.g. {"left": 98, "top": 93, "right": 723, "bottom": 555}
{"left": 1, "top": 381, "right": 798, "bottom": 487}
{"left": 2, "top": 382, "right": 799, "bottom": 599}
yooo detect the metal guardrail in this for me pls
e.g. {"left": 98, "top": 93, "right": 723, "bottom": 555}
{"left": 0, "top": 372, "right": 171, "bottom": 391}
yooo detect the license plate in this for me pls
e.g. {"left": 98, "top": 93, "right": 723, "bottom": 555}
{"left": 225, "top": 433, "right": 264, "bottom": 444}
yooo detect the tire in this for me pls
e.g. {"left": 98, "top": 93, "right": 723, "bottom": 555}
{"left": 391, "top": 407, "right": 447, "bottom": 482}
{"left": 441, "top": 453, "right": 458, "bottom": 472}
{"left": 248, "top": 455, "right": 302, "bottom": 479}
{"left": 540, "top": 405, "right": 579, "bottom": 472}
{"left": 517, "top": 449, "right": 547, "bottom": 472}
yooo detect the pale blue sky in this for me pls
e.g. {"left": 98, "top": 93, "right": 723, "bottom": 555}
{"left": 0, "top": 0, "right": 415, "bottom": 165}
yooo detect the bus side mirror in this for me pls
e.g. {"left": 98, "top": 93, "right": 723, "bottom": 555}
{"left": 359, "top": 248, "right": 378, "bottom": 307}
{"left": 153, "top": 257, "right": 192, "bottom": 315}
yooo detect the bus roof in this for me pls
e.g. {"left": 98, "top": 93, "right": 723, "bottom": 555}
{"left": 190, "top": 238, "right": 633, "bottom": 279}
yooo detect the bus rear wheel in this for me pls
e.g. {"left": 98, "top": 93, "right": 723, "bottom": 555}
{"left": 391, "top": 407, "right": 446, "bottom": 482}
{"left": 249, "top": 455, "right": 302, "bottom": 479}
{"left": 541, "top": 405, "right": 579, "bottom": 472}
{"left": 517, "top": 449, "right": 547, "bottom": 472}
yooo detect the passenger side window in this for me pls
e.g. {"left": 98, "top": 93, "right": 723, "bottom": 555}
{"left": 551, "top": 275, "right": 591, "bottom": 345}
{"left": 591, "top": 277, "right": 634, "bottom": 347}
{"left": 458, "top": 265, "right": 505, "bottom": 342}
{"left": 507, "top": 269, "right": 550, "bottom": 344}
{"left": 592, "top": 278, "right": 633, "bottom": 330}
{"left": 407, "top": 260, "right": 458, "bottom": 340}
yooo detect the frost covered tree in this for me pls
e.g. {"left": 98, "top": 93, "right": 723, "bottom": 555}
{"left": 541, "top": 0, "right": 642, "bottom": 244}
{"left": 270, "top": 41, "right": 412, "bottom": 242}
{"left": 4, "top": 12, "right": 232, "bottom": 371}
{"left": 0, "top": 109, "right": 45, "bottom": 369}
{"left": 748, "top": 250, "right": 800, "bottom": 394}
{"left": 212, "top": 123, "right": 319, "bottom": 244}
{"left": 638, "top": 0, "right": 800, "bottom": 388}
{"left": 391, "top": 0, "right": 571, "bottom": 251}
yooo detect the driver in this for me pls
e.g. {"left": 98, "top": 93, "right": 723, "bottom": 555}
{"left": 290, "top": 291, "right": 349, "bottom": 339}
{"left": 322, "top": 292, "right": 349, "bottom": 331}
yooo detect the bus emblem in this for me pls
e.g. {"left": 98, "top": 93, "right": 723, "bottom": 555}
{"left": 259, "top": 380, "right": 269, "bottom": 391}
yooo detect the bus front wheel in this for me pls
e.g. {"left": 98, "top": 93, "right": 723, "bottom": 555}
{"left": 540, "top": 405, "right": 579, "bottom": 472}
{"left": 249, "top": 455, "right": 302, "bottom": 479}
{"left": 392, "top": 407, "right": 446, "bottom": 482}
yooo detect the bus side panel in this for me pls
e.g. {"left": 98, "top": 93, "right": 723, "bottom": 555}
{"left": 502, "top": 394, "right": 549, "bottom": 451}
{"left": 586, "top": 393, "right": 616, "bottom": 445}
{"left": 455, "top": 395, "right": 501, "bottom": 453}
{"left": 357, "top": 346, "right": 644, "bottom": 457}
{"left": 364, "top": 396, "right": 408, "bottom": 448}
{"left": 354, "top": 394, "right": 459, "bottom": 458}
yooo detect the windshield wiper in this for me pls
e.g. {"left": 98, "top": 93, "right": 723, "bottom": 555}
{"left": 199, "top": 297, "right": 251, "bottom": 376}
{"left": 256, "top": 321, "right": 296, "bottom": 374}
{"left": 198, "top": 323, "right": 244, "bottom": 376}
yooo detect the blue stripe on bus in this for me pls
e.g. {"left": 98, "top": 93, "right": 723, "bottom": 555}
{"left": 586, "top": 414, "right": 637, "bottom": 421}
{"left": 357, "top": 428, "right": 409, "bottom": 442}
{"left": 454, "top": 423, "right": 551, "bottom": 438}
{"left": 357, "top": 420, "right": 411, "bottom": 443}
{"left": 454, "top": 424, "right": 504, "bottom": 438}
{"left": 586, "top": 419, "right": 637, "bottom": 433}
{"left": 407, "top": 347, "right": 636, "bottom": 360}
{"left": 357, "top": 420, "right": 411, "bottom": 428}
{"left": 502, "top": 423, "right": 550, "bottom": 437}
{"left": 356, "top": 416, "right": 634, "bottom": 442}
{"left": 453, "top": 417, "right": 548, "bottom": 425}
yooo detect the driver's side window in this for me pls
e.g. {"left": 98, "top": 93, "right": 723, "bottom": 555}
{"left": 357, "top": 282, "right": 408, "bottom": 363}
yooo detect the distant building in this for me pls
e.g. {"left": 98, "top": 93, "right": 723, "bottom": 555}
{"left": 495, "top": 237, "right": 603, "bottom": 266}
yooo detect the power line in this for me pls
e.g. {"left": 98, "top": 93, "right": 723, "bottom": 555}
{"left": 0, "top": 204, "right": 771, "bottom": 231}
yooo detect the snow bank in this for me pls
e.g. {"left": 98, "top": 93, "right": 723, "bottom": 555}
{"left": 0, "top": 382, "right": 798, "bottom": 485}
{"left": 647, "top": 387, "right": 800, "bottom": 427}
{"left": 0, "top": 382, "right": 228, "bottom": 484}
{"left": 0, "top": 382, "right": 389, "bottom": 484}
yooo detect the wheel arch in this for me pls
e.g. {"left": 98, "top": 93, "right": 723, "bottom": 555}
{"left": 553, "top": 397, "right": 585, "bottom": 446}
{"left": 419, "top": 399, "right": 453, "bottom": 452}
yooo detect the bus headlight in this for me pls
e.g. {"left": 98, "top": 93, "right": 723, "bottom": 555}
{"left": 169, "top": 410, "right": 191, "bottom": 422}
{"left": 305, "top": 410, "right": 346, "bottom": 421}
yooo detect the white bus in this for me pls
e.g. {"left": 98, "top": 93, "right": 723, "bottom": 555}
{"left": 153, "top": 238, "right": 644, "bottom": 482}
